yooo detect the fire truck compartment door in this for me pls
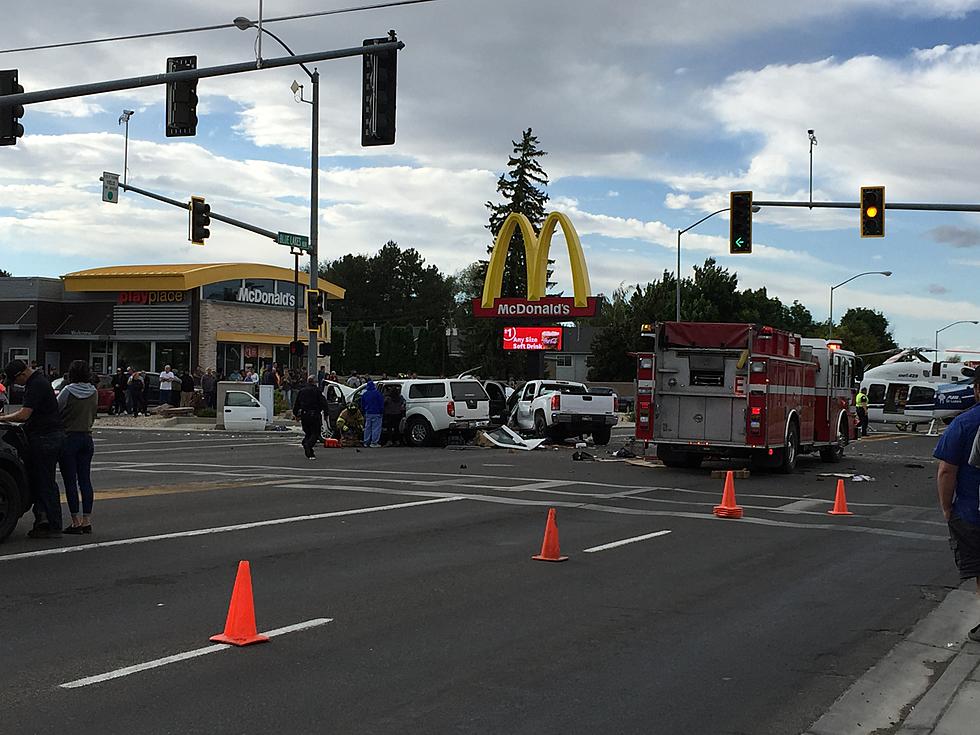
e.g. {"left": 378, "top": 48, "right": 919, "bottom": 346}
{"left": 660, "top": 395, "right": 738, "bottom": 442}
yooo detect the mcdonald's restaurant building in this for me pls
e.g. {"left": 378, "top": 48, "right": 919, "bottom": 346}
{"left": 0, "top": 263, "right": 344, "bottom": 376}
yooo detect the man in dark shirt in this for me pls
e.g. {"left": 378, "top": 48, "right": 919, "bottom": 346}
{"left": 4, "top": 359, "right": 66, "bottom": 538}
{"left": 292, "top": 376, "right": 328, "bottom": 459}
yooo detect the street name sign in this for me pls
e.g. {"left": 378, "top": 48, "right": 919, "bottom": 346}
{"left": 276, "top": 231, "right": 311, "bottom": 252}
{"left": 102, "top": 172, "right": 119, "bottom": 204}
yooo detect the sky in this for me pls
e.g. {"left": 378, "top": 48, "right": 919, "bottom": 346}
{"left": 2, "top": 0, "right": 980, "bottom": 355}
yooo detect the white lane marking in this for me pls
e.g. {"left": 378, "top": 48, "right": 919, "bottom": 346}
{"left": 0, "top": 497, "right": 462, "bottom": 563}
{"left": 93, "top": 434, "right": 295, "bottom": 447}
{"left": 59, "top": 618, "right": 332, "bottom": 689}
{"left": 95, "top": 440, "right": 297, "bottom": 456}
{"left": 583, "top": 530, "right": 672, "bottom": 553}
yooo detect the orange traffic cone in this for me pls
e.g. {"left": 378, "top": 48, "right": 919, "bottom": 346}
{"left": 532, "top": 508, "right": 568, "bottom": 562}
{"left": 210, "top": 561, "right": 270, "bottom": 646}
{"left": 713, "top": 470, "right": 744, "bottom": 519}
{"left": 828, "top": 479, "right": 854, "bottom": 516}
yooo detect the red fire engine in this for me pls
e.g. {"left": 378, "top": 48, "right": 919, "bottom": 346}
{"left": 634, "top": 322, "right": 859, "bottom": 472}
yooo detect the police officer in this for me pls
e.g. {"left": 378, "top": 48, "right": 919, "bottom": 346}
{"left": 855, "top": 385, "right": 870, "bottom": 437}
{"left": 292, "top": 376, "right": 328, "bottom": 460}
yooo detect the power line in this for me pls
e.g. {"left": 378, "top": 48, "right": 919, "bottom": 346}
{"left": 0, "top": 0, "right": 437, "bottom": 55}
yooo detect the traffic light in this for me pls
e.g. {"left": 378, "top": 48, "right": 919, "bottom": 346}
{"left": 318, "top": 342, "right": 331, "bottom": 357}
{"left": 860, "top": 186, "right": 885, "bottom": 238}
{"left": 0, "top": 69, "right": 25, "bottom": 146}
{"left": 361, "top": 33, "right": 397, "bottom": 146}
{"left": 189, "top": 196, "right": 210, "bottom": 245}
{"left": 306, "top": 289, "right": 324, "bottom": 331}
{"left": 166, "top": 56, "right": 198, "bottom": 137}
{"left": 729, "top": 190, "right": 753, "bottom": 254}
{"left": 289, "top": 340, "right": 305, "bottom": 358}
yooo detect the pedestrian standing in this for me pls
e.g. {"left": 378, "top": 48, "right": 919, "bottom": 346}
{"left": 58, "top": 360, "right": 97, "bottom": 534}
{"left": 128, "top": 371, "right": 146, "bottom": 415}
{"left": 201, "top": 368, "right": 217, "bottom": 410}
{"left": 346, "top": 371, "right": 360, "bottom": 389}
{"left": 935, "top": 372, "right": 980, "bottom": 641}
{"left": 382, "top": 384, "right": 406, "bottom": 446}
{"left": 360, "top": 379, "right": 384, "bottom": 448}
{"left": 3, "top": 359, "right": 66, "bottom": 539}
{"left": 856, "top": 386, "right": 870, "bottom": 437}
{"left": 159, "top": 364, "right": 177, "bottom": 406}
{"left": 293, "top": 376, "right": 328, "bottom": 459}
{"left": 110, "top": 367, "right": 127, "bottom": 415}
{"left": 179, "top": 369, "right": 195, "bottom": 408}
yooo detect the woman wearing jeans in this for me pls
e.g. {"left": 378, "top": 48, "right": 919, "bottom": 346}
{"left": 58, "top": 360, "right": 98, "bottom": 534}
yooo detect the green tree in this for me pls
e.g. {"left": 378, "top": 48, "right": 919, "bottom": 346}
{"left": 319, "top": 241, "right": 456, "bottom": 327}
{"left": 836, "top": 307, "right": 897, "bottom": 367}
{"left": 330, "top": 327, "right": 346, "bottom": 374}
{"left": 0, "top": 269, "right": 10, "bottom": 277}
{"left": 343, "top": 322, "right": 376, "bottom": 374}
{"left": 485, "top": 128, "right": 550, "bottom": 299}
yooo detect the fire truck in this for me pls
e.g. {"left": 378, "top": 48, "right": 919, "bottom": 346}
{"left": 634, "top": 322, "right": 860, "bottom": 472}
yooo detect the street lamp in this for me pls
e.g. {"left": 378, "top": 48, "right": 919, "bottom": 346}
{"left": 234, "top": 17, "right": 320, "bottom": 376}
{"left": 675, "top": 204, "right": 760, "bottom": 321}
{"left": 935, "top": 320, "right": 979, "bottom": 355}
{"left": 118, "top": 109, "right": 135, "bottom": 186}
{"left": 828, "top": 271, "right": 892, "bottom": 339}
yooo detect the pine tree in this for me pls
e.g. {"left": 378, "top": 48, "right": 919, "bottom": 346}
{"left": 485, "top": 128, "right": 550, "bottom": 298}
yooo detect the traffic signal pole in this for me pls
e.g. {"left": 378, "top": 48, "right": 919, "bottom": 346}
{"left": 115, "top": 181, "right": 279, "bottom": 239}
{"left": 752, "top": 199, "right": 980, "bottom": 212}
{"left": 0, "top": 42, "right": 403, "bottom": 108}
{"left": 308, "top": 69, "right": 319, "bottom": 378}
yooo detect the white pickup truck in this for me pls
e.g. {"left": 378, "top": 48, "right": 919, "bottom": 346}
{"left": 510, "top": 380, "right": 618, "bottom": 445}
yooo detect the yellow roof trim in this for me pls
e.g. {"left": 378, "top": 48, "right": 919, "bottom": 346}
{"left": 62, "top": 263, "right": 345, "bottom": 300}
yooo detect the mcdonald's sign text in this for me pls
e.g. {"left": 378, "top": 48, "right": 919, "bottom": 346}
{"left": 471, "top": 296, "right": 599, "bottom": 318}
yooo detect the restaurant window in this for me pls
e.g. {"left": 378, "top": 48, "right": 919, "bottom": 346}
{"left": 217, "top": 343, "right": 242, "bottom": 379}
{"left": 201, "top": 280, "right": 242, "bottom": 302}
{"left": 155, "top": 342, "right": 191, "bottom": 372}
{"left": 116, "top": 342, "right": 150, "bottom": 372}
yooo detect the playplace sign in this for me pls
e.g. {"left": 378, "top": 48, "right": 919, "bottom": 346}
{"left": 472, "top": 211, "right": 598, "bottom": 318}
{"left": 117, "top": 290, "right": 186, "bottom": 305}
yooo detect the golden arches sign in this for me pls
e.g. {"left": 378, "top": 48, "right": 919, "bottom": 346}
{"left": 481, "top": 212, "right": 592, "bottom": 309}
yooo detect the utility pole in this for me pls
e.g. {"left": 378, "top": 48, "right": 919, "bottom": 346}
{"left": 308, "top": 68, "right": 319, "bottom": 377}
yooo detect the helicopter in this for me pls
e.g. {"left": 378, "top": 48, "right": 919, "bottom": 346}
{"left": 858, "top": 348, "right": 976, "bottom": 431}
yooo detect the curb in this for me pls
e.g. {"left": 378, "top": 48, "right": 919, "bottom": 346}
{"left": 805, "top": 585, "right": 980, "bottom": 735}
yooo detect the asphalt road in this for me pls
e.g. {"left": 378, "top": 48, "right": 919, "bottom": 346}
{"left": 0, "top": 426, "right": 955, "bottom": 734}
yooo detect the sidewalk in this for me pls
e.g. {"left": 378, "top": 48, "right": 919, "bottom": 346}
{"left": 805, "top": 584, "right": 980, "bottom": 735}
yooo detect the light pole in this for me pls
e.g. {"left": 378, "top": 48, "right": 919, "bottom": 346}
{"left": 118, "top": 109, "right": 134, "bottom": 186}
{"left": 828, "top": 271, "right": 892, "bottom": 339}
{"left": 935, "top": 320, "right": 979, "bottom": 355}
{"left": 676, "top": 205, "right": 759, "bottom": 321}
{"left": 807, "top": 129, "right": 817, "bottom": 209}
{"left": 234, "top": 17, "right": 319, "bottom": 376}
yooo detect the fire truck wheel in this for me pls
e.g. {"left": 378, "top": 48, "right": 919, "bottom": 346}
{"left": 656, "top": 445, "right": 703, "bottom": 469}
{"left": 777, "top": 422, "right": 799, "bottom": 473}
{"left": 819, "top": 418, "right": 847, "bottom": 462}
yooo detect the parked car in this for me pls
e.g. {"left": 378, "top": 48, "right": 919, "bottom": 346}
{"left": 509, "top": 379, "right": 618, "bottom": 445}
{"left": 223, "top": 390, "right": 268, "bottom": 432}
{"left": 351, "top": 378, "right": 492, "bottom": 446}
{"left": 0, "top": 422, "right": 30, "bottom": 542}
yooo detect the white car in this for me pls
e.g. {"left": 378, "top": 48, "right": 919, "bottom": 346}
{"left": 353, "top": 378, "right": 492, "bottom": 446}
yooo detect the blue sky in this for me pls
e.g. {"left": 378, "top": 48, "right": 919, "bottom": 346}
{"left": 2, "top": 0, "right": 980, "bottom": 355}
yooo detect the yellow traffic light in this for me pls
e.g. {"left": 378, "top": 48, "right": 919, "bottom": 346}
{"left": 860, "top": 186, "right": 885, "bottom": 238}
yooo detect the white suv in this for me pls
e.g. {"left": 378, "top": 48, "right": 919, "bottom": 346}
{"left": 354, "top": 378, "right": 492, "bottom": 446}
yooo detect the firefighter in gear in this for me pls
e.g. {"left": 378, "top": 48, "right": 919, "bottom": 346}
{"left": 293, "top": 376, "right": 328, "bottom": 459}
{"left": 855, "top": 386, "right": 870, "bottom": 437}
{"left": 334, "top": 402, "right": 365, "bottom": 447}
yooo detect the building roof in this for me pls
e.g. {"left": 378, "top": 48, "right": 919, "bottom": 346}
{"left": 61, "top": 263, "right": 345, "bottom": 300}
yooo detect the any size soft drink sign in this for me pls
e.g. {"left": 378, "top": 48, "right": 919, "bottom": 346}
{"left": 502, "top": 326, "right": 563, "bottom": 351}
